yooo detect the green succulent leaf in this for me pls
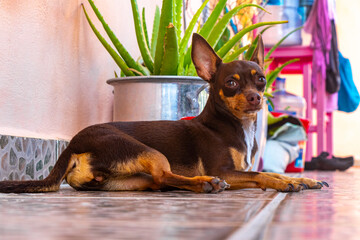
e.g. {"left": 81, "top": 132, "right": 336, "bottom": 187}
{"left": 173, "top": 0, "right": 183, "bottom": 46}
{"left": 264, "top": 92, "right": 274, "bottom": 98}
{"left": 207, "top": 3, "right": 268, "bottom": 48}
{"left": 214, "top": 27, "right": 231, "bottom": 52}
{"left": 182, "top": 48, "right": 192, "bottom": 72}
{"left": 199, "top": 0, "right": 227, "bottom": 39}
{"left": 223, "top": 44, "right": 250, "bottom": 63}
{"left": 217, "top": 21, "right": 288, "bottom": 58}
{"left": 160, "top": 23, "right": 178, "bottom": 75}
{"left": 81, "top": 3, "right": 134, "bottom": 76}
{"left": 142, "top": 7, "right": 150, "bottom": 49}
{"left": 244, "top": 36, "right": 259, "bottom": 61}
{"left": 177, "top": 53, "right": 185, "bottom": 75}
{"left": 179, "top": 0, "right": 210, "bottom": 56}
{"left": 154, "top": 0, "right": 173, "bottom": 74}
{"left": 186, "top": 63, "right": 196, "bottom": 76}
{"left": 150, "top": 6, "right": 160, "bottom": 59}
{"left": 260, "top": 25, "right": 274, "bottom": 35}
{"left": 266, "top": 58, "right": 300, "bottom": 90}
{"left": 130, "top": 0, "right": 154, "bottom": 73}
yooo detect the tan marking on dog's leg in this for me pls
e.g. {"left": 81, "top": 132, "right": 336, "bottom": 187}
{"left": 115, "top": 156, "right": 149, "bottom": 175}
{"left": 262, "top": 172, "right": 289, "bottom": 180}
{"left": 228, "top": 181, "right": 260, "bottom": 189}
{"left": 229, "top": 147, "right": 247, "bottom": 171}
{"left": 196, "top": 157, "right": 206, "bottom": 176}
{"left": 66, "top": 153, "right": 94, "bottom": 188}
{"left": 103, "top": 173, "right": 159, "bottom": 191}
{"left": 221, "top": 171, "right": 301, "bottom": 192}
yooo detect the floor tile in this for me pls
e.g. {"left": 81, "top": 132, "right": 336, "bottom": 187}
{"left": 264, "top": 168, "right": 360, "bottom": 240}
{"left": 1, "top": 169, "right": 359, "bottom": 240}
{"left": 0, "top": 187, "right": 276, "bottom": 240}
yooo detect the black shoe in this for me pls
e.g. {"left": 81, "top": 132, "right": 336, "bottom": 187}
{"left": 305, "top": 152, "right": 354, "bottom": 171}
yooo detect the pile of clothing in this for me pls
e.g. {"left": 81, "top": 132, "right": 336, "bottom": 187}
{"left": 263, "top": 113, "right": 354, "bottom": 173}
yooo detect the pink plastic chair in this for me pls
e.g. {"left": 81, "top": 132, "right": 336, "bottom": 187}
{"left": 265, "top": 46, "right": 333, "bottom": 161}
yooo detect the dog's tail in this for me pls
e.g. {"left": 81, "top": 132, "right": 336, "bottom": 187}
{"left": 0, "top": 147, "right": 73, "bottom": 193}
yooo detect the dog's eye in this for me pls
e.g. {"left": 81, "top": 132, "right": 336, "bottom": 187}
{"left": 225, "top": 80, "right": 238, "bottom": 88}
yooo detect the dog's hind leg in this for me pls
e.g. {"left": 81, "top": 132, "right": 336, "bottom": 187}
{"left": 113, "top": 150, "right": 228, "bottom": 193}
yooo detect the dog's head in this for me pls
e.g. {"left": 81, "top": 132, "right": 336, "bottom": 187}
{"left": 191, "top": 33, "right": 266, "bottom": 120}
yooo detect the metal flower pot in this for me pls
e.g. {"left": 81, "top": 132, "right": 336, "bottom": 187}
{"left": 107, "top": 76, "right": 208, "bottom": 121}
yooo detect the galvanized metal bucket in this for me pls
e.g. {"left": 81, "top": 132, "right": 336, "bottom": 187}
{"left": 107, "top": 76, "right": 208, "bottom": 121}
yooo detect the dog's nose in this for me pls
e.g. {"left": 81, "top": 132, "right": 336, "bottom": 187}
{"left": 246, "top": 92, "right": 261, "bottom": 106}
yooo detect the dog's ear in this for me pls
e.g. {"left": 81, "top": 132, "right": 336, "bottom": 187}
{"left": 191, "top": 33, "right": 222, "bottom": 82}
{"left": 250, "top": 34, "right": 265, "bottom": 69}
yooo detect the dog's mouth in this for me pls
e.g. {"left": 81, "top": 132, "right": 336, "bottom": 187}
{"left": 245, "top": 108, "right": 261, "bottom": 113}
{"left": 244, "top": 105, "right": 263, "bottom": 114}
{"left": 233, "top": 105, "right": 262, "bottom": 115}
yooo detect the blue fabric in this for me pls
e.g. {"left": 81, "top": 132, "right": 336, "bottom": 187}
{"left": 263, "top": 140, "right": 296, "bottom": 173}
{"left": 338, "top": 51, "right": 360, "bottom": 113}
{"left": 263, "top": 123, "right": 307, "bottom": 173}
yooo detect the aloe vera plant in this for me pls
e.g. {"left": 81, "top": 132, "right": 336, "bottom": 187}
{"left": 82, "top": 0, "right": 288, "bottom": 77}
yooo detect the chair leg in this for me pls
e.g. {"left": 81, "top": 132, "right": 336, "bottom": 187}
{"left": 326, "top": 112, "right": 333, "bottom": 157}
{"left": 303, "top": 63, "right": 313, "bottom": 161}
{"left": 316, "top": 71, "right": 326, "bottom": 155}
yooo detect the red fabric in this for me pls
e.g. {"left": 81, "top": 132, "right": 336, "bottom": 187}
{"left": 270, "top": 112, "right": 310, "bottom": 133}
{"left": 180, "top": 116, "right": 195, "bottom": 120}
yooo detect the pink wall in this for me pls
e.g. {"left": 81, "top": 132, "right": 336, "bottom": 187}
{"left": 0, "top": 0, "right": 160, "bottom": 140}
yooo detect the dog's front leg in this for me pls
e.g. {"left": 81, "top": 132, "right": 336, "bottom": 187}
{"left": 218, "top": 171, "right": 328, "bottom": 192}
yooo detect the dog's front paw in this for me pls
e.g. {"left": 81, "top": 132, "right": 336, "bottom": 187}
{"left": 261, "top": 173, "right": 329, "bottom": 192}
{"left": 201, "top": 177, "right": 230, "bottom": 193}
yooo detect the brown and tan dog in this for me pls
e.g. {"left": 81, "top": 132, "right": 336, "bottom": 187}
{"left": 0, "top": 34, "right": 328, "bottom": 194}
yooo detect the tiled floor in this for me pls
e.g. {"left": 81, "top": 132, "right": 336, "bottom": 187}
{"left": 0, "top": 168, "right": 359, "bottom": 240}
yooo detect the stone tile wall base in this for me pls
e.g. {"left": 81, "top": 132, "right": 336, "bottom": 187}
{"left": 0, "top": 135, "right": 68, "bottom": 181}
